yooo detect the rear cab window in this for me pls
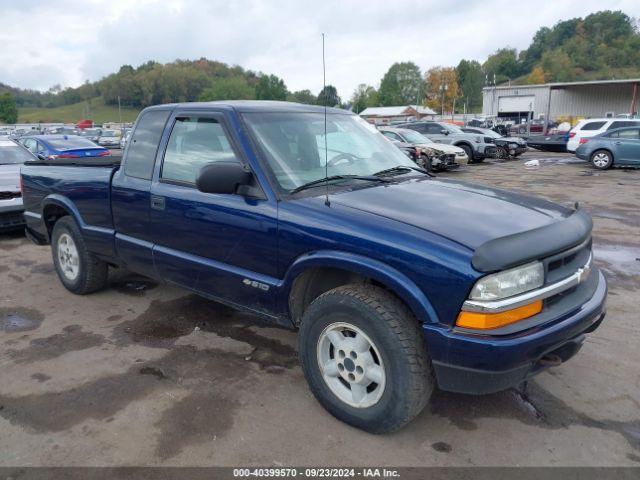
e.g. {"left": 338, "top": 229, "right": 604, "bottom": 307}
{"left": 580, "top": 121, "right": 606, "bottom": 131}
{"left": 46, "top": 137, "right": 99, "bottom": 150}
{"left": 124, "top": 109, "right": 171, "bottom": 179}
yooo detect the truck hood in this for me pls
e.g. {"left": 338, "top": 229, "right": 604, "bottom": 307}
{"left": 0, "top": 164, "right": 21, "bottom": 192}
{"left": 329, "top": 177, "right": 572, "bottom": 250}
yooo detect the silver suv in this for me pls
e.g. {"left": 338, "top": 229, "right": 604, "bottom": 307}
{"left": 396, "top": 121, "right": 492, "bottom": 163}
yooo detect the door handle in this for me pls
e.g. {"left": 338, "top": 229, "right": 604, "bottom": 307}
{"left": 150, "top": 195, "right": 165, "bottom": 211}
{"left": 614, "top": 141, "right": 622, "bottom": 145}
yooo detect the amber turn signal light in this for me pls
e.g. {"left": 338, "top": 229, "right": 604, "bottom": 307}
{"left": 456, "top": 300, "right": 543, "bottom": 330}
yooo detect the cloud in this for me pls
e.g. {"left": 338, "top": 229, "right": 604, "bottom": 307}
{"left": 0, "top": 0, "right": 638, "bottom": 98}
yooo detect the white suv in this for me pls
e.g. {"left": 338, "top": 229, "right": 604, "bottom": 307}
{"left": 567, "top": 118, "right": 640, "bottom": 152}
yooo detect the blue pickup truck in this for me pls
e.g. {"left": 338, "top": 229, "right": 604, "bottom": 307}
{"left": 21, "top": 101, "right": 607, "bottom": 433}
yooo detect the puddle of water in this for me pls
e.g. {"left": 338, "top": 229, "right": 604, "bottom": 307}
{"left": 2, "top": 314, "right": 42, "bottom": 332}
{"left": 592, "top": 210, "right": 630, "bottom": 222}
{"left": 139, "top": 366, "right": 168, "bottom": 380}
{"left": 594, "top": 245, "right": 640, "bottom": 277}
{"left": 431, "top": 441, "right": 452, "bottom": 453}
{"left": 540, "top": 157, "right": 584, "bottom": 165}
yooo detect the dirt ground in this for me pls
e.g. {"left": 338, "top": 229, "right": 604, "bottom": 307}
{"left": 0, "top": 151, "right": 639, "bottom": 467}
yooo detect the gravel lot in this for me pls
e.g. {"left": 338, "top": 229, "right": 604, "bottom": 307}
{"left": 1, "top": 151, "right": 639, "bottom": 467}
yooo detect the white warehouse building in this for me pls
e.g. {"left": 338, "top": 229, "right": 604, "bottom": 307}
{"left": 482, "top": 78, "right": 640, "bottom": 127}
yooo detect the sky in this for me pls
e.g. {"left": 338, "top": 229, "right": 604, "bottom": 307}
{"left": 0, "top": 0, "right": 638, "bottom": 99}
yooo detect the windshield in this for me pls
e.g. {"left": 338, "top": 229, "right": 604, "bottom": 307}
{"left": 481, "top": 129, "right": 501, "bottom": 138}
{"left": 243, "top": 112, "right": 415, "bottom": 192}
{"left": 400, "top": 129, "right": 433, "bottom": 144}
{"left": 0, "top": 141, "right": 34, "bottom": 164}
{"left": 441, "top": 123, "right": 463, "bottom": 134}
{"left": 102, "top": 131, "right": 117, "bottom": 137}
{"left": 47, "top": 137, "right": 100, "bottom": 149}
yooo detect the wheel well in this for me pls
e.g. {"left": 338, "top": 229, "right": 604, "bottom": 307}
{"left": 289, "top": 267, "right": 373, "bottom": 326}
{"left": 454, "top": 141, "right": 472, "bottom": 151}
{"left": 591, "top": 148, "right": 614, "bottom": 160}
{"left": 42, "top": 204, "right": 71, "bottom": 238}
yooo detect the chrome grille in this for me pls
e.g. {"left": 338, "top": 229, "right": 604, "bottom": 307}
{"left": 544, "top": 238, "right": 592, "bottom": 285}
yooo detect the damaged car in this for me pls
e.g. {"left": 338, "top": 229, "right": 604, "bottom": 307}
{"left": 462, "top": 127, "right": 527, "bottom": 159}
{"left": 379, "top": 127, "right": 467, "bottom": 171}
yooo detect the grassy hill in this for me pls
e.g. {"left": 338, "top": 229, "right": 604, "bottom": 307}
{"left": 511, "top": 67, "right": 640, "bottom": 86}
{"left": 18, "top": 97, "right": 140, "bottom": 124}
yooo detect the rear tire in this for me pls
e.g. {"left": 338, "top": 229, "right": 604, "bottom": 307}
{"left": 298, "top": 284, "right": 434, "bottom": 433}
{"left": 51, "top": 216, "right": 108, "bottom": 294}
{"left": 590, "top": 149, "right": 613, "bottom": 170}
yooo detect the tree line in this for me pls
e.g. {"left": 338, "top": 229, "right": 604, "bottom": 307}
{"left": 1, "top": 9, "right": 637, "bottom": 121}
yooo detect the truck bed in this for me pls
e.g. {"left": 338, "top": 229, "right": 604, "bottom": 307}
{"left": 21, "top": 161, "right": 120, "bottom": 247}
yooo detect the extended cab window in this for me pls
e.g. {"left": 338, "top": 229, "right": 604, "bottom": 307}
{"left": 161, "top": 117, "right": 238, "bottom": 184}
{"left": 124, "top": 110, "right": 170, "bottom": 180}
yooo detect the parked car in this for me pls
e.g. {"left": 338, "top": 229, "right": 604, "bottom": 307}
{"left": 60, "top": 127, "right": 79, "bottom": 136}
{"left": 574, "top": 126, "right": 640, "bottom": 169}
{"left": 79, "top": 128, "right": 103, "bottom": 143}
{"left": 21, "top": 101, "right": 607, "bottom": 433}
{"left": 119, "top": 129, "right": 132, "bottom": 149}
{"left": 0, "top": 139, "right": 35, "bottom": 231}
{"left": 388, "top": 139, "right": 418, "bottom": 161}
{"left": 395, "top": 121, "right": 491, "bottom": 163}
{"left": 97, "top": 130, "right": 120, "bottom": 147}
{"left": 526, "top": 134, "right": 569, "bottom": 153}
{"left": 509, "top": 119, "right": 545, "bottom": 136}
{"left": 461, "top": 127, "right": 527, "bottom": 158}
{"left": 379, "top": 127, "right": 466, "bottom": 171}
{"left": 19, "top": 135, "right": 111, "bottom": 160}
{"left": 567, "top": 118, "right": 640, "bottom": 153}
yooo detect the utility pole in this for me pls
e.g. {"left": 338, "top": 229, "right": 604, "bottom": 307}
{"left": 118, "top": 95, "right": 123, "bottom": 137}
{"left": 440, "top": 81, "right": 448, "bottom": 117}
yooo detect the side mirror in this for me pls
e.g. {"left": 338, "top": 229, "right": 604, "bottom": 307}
{"left": 196, "top": 161, "right": 253, "bottom": 195}
{"left": 441, "top": 129, "right": 449, "bottom": 135}
{"left": 36, "top": 152, "right": 47, "bottom": 161}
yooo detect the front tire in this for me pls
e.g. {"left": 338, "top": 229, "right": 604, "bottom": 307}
{"left": 591, "top": 149, "right": 613, "bottom": 170}
{"left": 299, "top": 284, "right": 434, "bottom": 433}
{"left": 458, "top": 144, "right": 474, "bottom": 163}
{"left": 51, "top": 216, "right": 108, "bottom": 294}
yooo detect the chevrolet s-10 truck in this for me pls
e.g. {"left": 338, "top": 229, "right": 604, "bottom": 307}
{"left": 20, "top": 101, "right": 607, "bottom": 433}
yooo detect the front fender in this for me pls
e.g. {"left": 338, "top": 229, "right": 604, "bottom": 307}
{"left": 279, "top": 250, "right": 440, "bottom": 324}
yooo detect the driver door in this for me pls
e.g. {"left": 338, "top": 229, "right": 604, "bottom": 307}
{"left": 149, "top": 110, "right": 278, "bottom": 314}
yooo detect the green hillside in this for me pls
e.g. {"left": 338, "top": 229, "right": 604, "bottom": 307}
{"left": 18, "top": 97, "right": 140, "bottom": 124}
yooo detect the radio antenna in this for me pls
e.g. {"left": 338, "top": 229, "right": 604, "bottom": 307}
{"left": 322, "top": 33, "right": 330, "bottom": 207}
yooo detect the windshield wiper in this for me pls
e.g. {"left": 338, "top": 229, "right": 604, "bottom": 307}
{"left": 373, "top": 165, "right": 430, "bottom": 177}
{"left": 290, "top": 175, "right": 389, "bottom": 194}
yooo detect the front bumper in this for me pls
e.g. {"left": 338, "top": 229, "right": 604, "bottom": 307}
{"left": 424, "top": 269, "right": 607, "bottom": 394}
{"left": 0, "top": 197, "right": 24, "bottom": 230}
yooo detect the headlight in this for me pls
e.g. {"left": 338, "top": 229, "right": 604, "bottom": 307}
{"left": 509, "top": 143, "right": 519, "bottom": 148}
{"left": 470, "top": 261, "right": 543, "bottom": 301}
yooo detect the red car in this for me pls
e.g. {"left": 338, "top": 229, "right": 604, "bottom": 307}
{"left": 510, "top": 120, "right": 545, "bottom": 136}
